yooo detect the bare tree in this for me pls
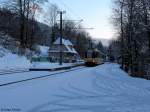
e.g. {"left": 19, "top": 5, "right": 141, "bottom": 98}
{"left": 44, "top": 4, "right": 59, "bottom": 44}
{"left": 1, "top": 0, "right": 55, "bottom": 47}
{"left": 112, "top": 0, "right": 150, "bottom": 77}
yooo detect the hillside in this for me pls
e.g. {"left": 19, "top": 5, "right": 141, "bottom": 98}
{"left": 0, "top": 46, "right": 30, "bottom": 70}
{"left": 0, "top": 32, "right": 30, "bottom": 69}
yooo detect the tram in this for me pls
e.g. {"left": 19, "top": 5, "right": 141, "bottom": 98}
{"left": 85, "top": 49, "right": 105, "bottom": 66}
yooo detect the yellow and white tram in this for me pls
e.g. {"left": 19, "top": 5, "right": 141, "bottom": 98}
{"left": 85, "top": 49, "right": 105, "bottom": 66}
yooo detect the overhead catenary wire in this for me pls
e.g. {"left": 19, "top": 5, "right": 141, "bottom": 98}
{"left": 48, "top": 0, "right": 94, "bottom": 31}
{"left": 48, "top": 0, "right": 71, "bottom": 19}
{"left": 49, "top": 0, "right": 82, "bottom": 21}
{"left": 58, "top": 0, "right": 82, "bottom": 20}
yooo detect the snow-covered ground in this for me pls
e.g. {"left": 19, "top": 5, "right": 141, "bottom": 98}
{"left": 31, "top": 62, "right": 70, "bottom": 69}
{"left": 0, "top": 63, "right": 150, "bottom": 112}
{"left": 30, "top": 62, "right": 83, "bottom": 69}
{"left": 0, "top": 46, "right": 30, "bottom": 70}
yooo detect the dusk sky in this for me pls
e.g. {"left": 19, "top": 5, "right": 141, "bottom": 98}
{"left": 44, "top": 0, "right": 114, "bottom": 40}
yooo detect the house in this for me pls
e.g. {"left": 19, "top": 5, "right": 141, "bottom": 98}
{"left": 49, "top": 37, "right": 80, "bottom": 63}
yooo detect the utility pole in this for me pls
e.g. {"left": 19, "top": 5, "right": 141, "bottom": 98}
{"left": 57, "top": 11, "right": 93, "bottom": 65}
{"left": 58, "top": 11, "right": 66, "bottom": 65}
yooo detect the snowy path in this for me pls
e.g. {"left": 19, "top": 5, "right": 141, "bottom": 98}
{"left": 0, "top": 63, "right": 150, "bottom": 112}
{"left": 0, "top": 67, "right": 84, "bottom": 86}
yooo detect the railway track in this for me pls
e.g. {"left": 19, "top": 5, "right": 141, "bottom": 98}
{"left": 0, "top": 66, "right": 85, "bottom": 87}
{"left": 0, "top": 69, "right": 30, "bottom": 76}
{"left": 0, "top": 63, "right": 85, "bottom": 76}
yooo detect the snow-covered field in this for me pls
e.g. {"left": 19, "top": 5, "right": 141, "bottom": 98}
{"left": 0, "top": 63, "right": 150, "bottom": 112}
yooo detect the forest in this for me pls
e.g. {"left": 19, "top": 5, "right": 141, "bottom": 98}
{"left": 110, "top": 0, "right": 150, "bottom": 78}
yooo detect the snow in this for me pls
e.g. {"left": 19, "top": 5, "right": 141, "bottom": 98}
{"left": 54, "top": 37, "right": 73, "bottom": 46}
{"left": 38, "top": 45, "right": 49, "bottom": 56}
{"left": 0, "top": 46, "right": 30, "bottom": 70}
{"left": 0, "top": 45, "right": 79, "bottom": 70}
{"left": 0, "top": 63, "right": 150, "bottom": 112}
{"left": 65, "top": 44, "right": 77, "bottom": 54}
{"left": 31, "top": 62, "right": 75, "bottom": 69}
{"left": 0, "top": 69, "right": 66, "bottom": 86}
{"left": 52, "top": 37, "right": 78, "bottom": 54}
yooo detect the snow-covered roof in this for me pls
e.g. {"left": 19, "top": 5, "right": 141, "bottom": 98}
{"left": 65, "top": 44, "right": 77, "bottom": 54}
{"left": 50, "top": 46, "right": 78, "bottom": 54}
{"left": 54, "top": 37, "right": 73, "bottom": 46}
{"left": 50, "top": 38, "right": 78, "bottom": 54}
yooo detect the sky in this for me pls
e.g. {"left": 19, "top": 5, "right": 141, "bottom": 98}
{"left": 44, "top": 0, "right": 115, "bottom": 40}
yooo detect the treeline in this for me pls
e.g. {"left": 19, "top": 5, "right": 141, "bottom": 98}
{"left": 0, "top": 7, "right": 40, "bottom": 48}
{"left": 0, "top": 0, "right": 104, "bottom": 58}
{"left": 111, "top": 0, "right": 150, "bottom": 77}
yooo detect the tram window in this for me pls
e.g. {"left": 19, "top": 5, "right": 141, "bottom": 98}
{"left": 92, "top": 51, "right": 99, "bottom": 58}
{"left": 86, "top": 51, "right": 92, "bottom": 58}
{"left": 86, "top": 50, "right": 100, "bottom": 58}
{"left": 92, "top": 51, "right": 97, "bottom": 58}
